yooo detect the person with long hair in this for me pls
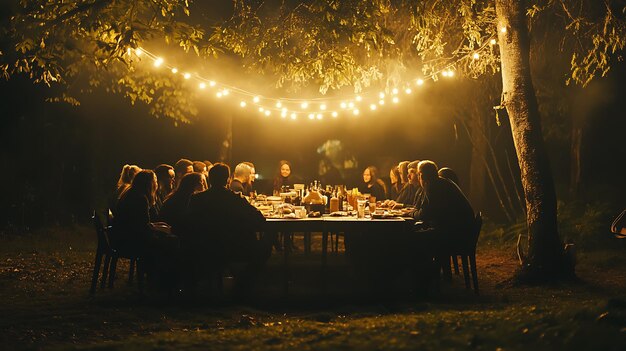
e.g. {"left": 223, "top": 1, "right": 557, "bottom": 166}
{"left": 159, "top": 172, "right": 207, "bottom": 236}
{"left": 273, "top": 160, "right": 293, "bottom": 195}
{"left": 359, "top": 166, "right": 387, "bottom": 201}
{"left": 153, "top": 164, "right": 175, "bottom": 214}
{"left": 112, "top": 170, "right": 161, "bottom": 254}
{"left": 389, "top": 165, "right": 402, "bottom": 200}
{"left": 110, "top": 164, "right": 141, "bottom": 210}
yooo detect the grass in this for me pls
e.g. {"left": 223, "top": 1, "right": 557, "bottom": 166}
{"left": 0, "top": 226, "right": 625, "bottom": 350}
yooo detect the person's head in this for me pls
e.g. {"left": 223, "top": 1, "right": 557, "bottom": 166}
{"left": 130, "top": 170, "right": 158, "bottom": 205}
{"left": 398, "top": 161, "right": 410, "bottom": 184}
{"left": 389, "top": 165, "right": 400, "bottom": 185}
{"left": 154, "top": 164, "right": 175, "bottom": 194}
{"left": 209, "top": 163, "right": 230, "bottom": 188}
{"left": 173, "top": 172, "right": 207, "bottom": 198}
{"left": 174, "top": 158, "right": 193, "bottom": 177}
{"left": 243, "top": 162, "right": 256, "bottom": 185}
{"left": 203, "top": 160, "right": 213, "bottom": 170}
{"left": 407, "top": 160, "right": 420, "bottom": 184}
{"left": 278, "top": 160, "right": 292, "bottom": 178}
{"left": 193, "top": 161, "right": 208, "bottom": 177}
{"left": 117, "top": 164, "right": 142, "bottom": 189}
{"left": 233, "top": 162, "right": 252, "bottom": 183}
{"left": 363, "top": 166, "right": 379, "bottom": 185}
{"left": 417, "top": 160, "right": 439, "bottom": 188}
{"left": 438, "top": 167, "right": 459, "bottom": 185}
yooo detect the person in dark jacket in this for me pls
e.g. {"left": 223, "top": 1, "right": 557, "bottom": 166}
{"left": 414, "top": 161, "right": 474, "bottom": 237}
{"left": 159, "top": 172, "right": 206, "bottom": 237}
{"left": 187, "top": 163, "right": 271, "bottom": 294}
{"left": 229, "top": 162, "right": 252, "bottom": 194}
{"left": 359, "top": 166, "right": 387, "bottom": 201}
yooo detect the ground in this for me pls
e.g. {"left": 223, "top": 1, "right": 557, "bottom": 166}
{"left": 0, "top": 227, "right": 625, "bottom": 350}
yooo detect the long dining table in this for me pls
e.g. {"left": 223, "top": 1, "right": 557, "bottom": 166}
{"left": 261, "top": 215, "right": 415, "bottom": 294}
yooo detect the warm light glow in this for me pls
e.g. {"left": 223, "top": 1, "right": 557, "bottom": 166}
{"left": 308, "top": 113, "right": 315, "bottom": 120}
{"left": 392, "top": 96, "right": 399, "bottom": 103}
{"left": 276, "top": 101, "right": 282, "bottom": 108}
{"left": 442, "top": 71, "right": 449, "bottom": 77}
{"left": 356, "top": 95, "right": 363, "bottom": 102}
{"left": 490, "top": 38, "right": 497, "bottom": 45}
{"left": 473, "top": 53, "right": 480, "bottom": 60}
{"left": 153, "top": 57, "right": 164, "bottom": 67}
{"left": 183, "top": 73, "right": 191, "bottom": 79}
{"left": 281, "top": 107, "right": 288, "bottom": 114}
{"left": 253, "top": 96, "right": 260, "bottom": 103}
{"left": 171, "top": 68, "right": 178, "bottom": 74}
{"left": 340, "top": 102, "right": 347, "bottom": 109}
{"left": 320, "top": 104, "right": 327, "bottom": 110}
{"left": 316, "top": 114, "right": 323, "bottom": 120}
{"left": 379, "top": 92, "right": 385, "bottom": 99}
{"left": 392, "top": 88, "right": 399, "bottom": 95}
{"left": 127, "top": 48, "right": 132, "bottom": 56}
{"left": 290, "top": 113, "right": 297, "bottom": 120}
{"left": 448, "top": 70, "right": 455, "bottom": 77}
{"left": 281, "top": 111, "right": 288, "bottom": 118}
{"left": 405, "top": 88, "right": 412, "bottom": 94}
{"left": 259, "top": 107, "right": 265, "bottom": 112}
{"left": 353, "top": 109, "right": 360, "bottom": 115}
{"left": 216, "top": 92, "right": 223, "bottom": 98}
{"left": 209, "top": 80, "right": 216, "bottom": 87}
{"left": 240, "top": 101, "right": 247, "bottom": 108}
{"left": 348, "top": 102, "right": 355, "bottom": 108}
{"left": 417, "top": 79, "right": 424, "bottom": 86}
{"left": 369, "top": 104, "right": 377, "bottom": 111}
{"left": 199, "top": 82, "right": 206, "bottom": 89}
{"left": 378, "top": 100, "right": 385, "bottom": 105}
{"left": 301, "top": 102, "right": 309, "bottom": 109}
{"left": 501, "top": 26, "right": 507, "bottom": 33}
{"left": 332, "top": 111, "right": 338, "bottom": 118}
{"left": 135, "top": 48, "right": 143, "bottom": 56}
{"left": 264, "top": 110, "right": 271, "bottom": 116}
{"left": 222, "top": 89, "right": 230, "bottom": 96}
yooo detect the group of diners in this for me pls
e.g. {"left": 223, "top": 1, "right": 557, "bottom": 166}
{"left": 109, "top": 157, "right": 475, "bottom": 296}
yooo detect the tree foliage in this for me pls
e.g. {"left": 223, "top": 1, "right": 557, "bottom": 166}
{"left": 1, "top": 0, "right": 625, "bottom": 120}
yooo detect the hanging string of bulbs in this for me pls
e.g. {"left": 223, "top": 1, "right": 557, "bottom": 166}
{"left": 130, "top": 34, "right": 498, "bottom": 121}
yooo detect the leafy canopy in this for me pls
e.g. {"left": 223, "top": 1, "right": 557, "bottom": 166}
{"left": 1, "top": 0, "right": 624, "bottom": 121}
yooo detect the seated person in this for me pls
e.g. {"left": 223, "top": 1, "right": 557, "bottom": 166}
{"left": 229, "top": 162, "right": 252, "bottom": 194}
{"left": 359, "top": 166, "right": 387, "bottom": 202}
{"left": 413, "top": 160, "right": 474, "bottom": 239}
{"left": 187, "top": 163, "right": 271, "bottom": 294}
{"left": 112, "top": 170, "right": 175, "bottom": 280}
{"left": 159, "top": 172, "right": 207, "bottom": 237}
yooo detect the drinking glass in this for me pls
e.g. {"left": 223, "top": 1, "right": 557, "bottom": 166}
{"left": 357, "top": 198, "right": 367, "bottom": 219}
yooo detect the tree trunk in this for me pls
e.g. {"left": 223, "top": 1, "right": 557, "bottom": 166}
{"left": 495, "top": 0, "right": 574, "bottom": 281}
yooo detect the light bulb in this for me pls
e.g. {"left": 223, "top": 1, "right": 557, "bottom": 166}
{"left": 276, "top": 101, "right": 282, "bottom": 108}
{"left": 379, "top": 100, "right": 385, "bottom": 105}
{"left": 405, "top": 88, "right": 412, "bottom": 94}
{"left": 290, "top": 113, "right": 297, "bottom": 120}
{"left": 301, "top": 102, "right": 309, "bottom": 109}
{"left": 356, "top": 96, "right": 363, "bottom": 102}
{"left": 253, "top": 96, "right": 260, "bottom": 103}
{"left": 264, "top": 110, "right": 271, "bottom": 116}
{"left": 490, "top": 38, "right": 497, "bottom": 45}
{"left": 392, "top": 88, "right": 399, "bottom": 95}
{"left": 153, "top": 57, "right": 163, "bottom": 67}
{"left": 473, "top": 53, "right": 480, "bottom": 60}
{"left": 370, "top": 104, "right": 377, "bottom": 110}
{"left": 417, "top": 79, "right": 424, "bottom": 86}
{"left": 353, "top": 109, "right": 359, "bottom": 115}
{"left": 209, "top": 81, "right": 216, "bottom": 87}
{"left": 199, "top": 82, "right": 206, "bottom": 89}
{"left": 340, "top": 102, "right": 347, "bottom": 109}
{"left": 332, "top": 111, "right": 338, "bottom": 118}
{"left": 183, "top": 73, "right": 191, "bottom": 79}
{"left": 171, "top": 68, "right": 178, "bottom": 74}
{"left": 320, "top": 104, "right": 327, "bottom": 110}
{"left": 392, "top": 97, "right": 399, "bottom": 103}
{"left": 240, "top": 101, "right": 247, "bottom": 108}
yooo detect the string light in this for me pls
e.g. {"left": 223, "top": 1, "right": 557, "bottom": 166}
{"left": 130, "top": 37, "right": 496, "bottom": 121}
{"left": 500, "top": 26, "right": 507, "bottom": 33}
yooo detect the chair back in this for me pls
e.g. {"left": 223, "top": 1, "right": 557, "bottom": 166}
{"left": 92, "top": 211, "right": 112, "bottom": 254}
{"left": 470, "top": 212, "right": 483, "bottom": 250}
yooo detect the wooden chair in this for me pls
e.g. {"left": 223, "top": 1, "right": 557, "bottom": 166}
{"left": 449, "top": 212, "right": 483, "bottom": 294}
{"left": 89, "top": 211, "right": 143, "bottom": 295}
